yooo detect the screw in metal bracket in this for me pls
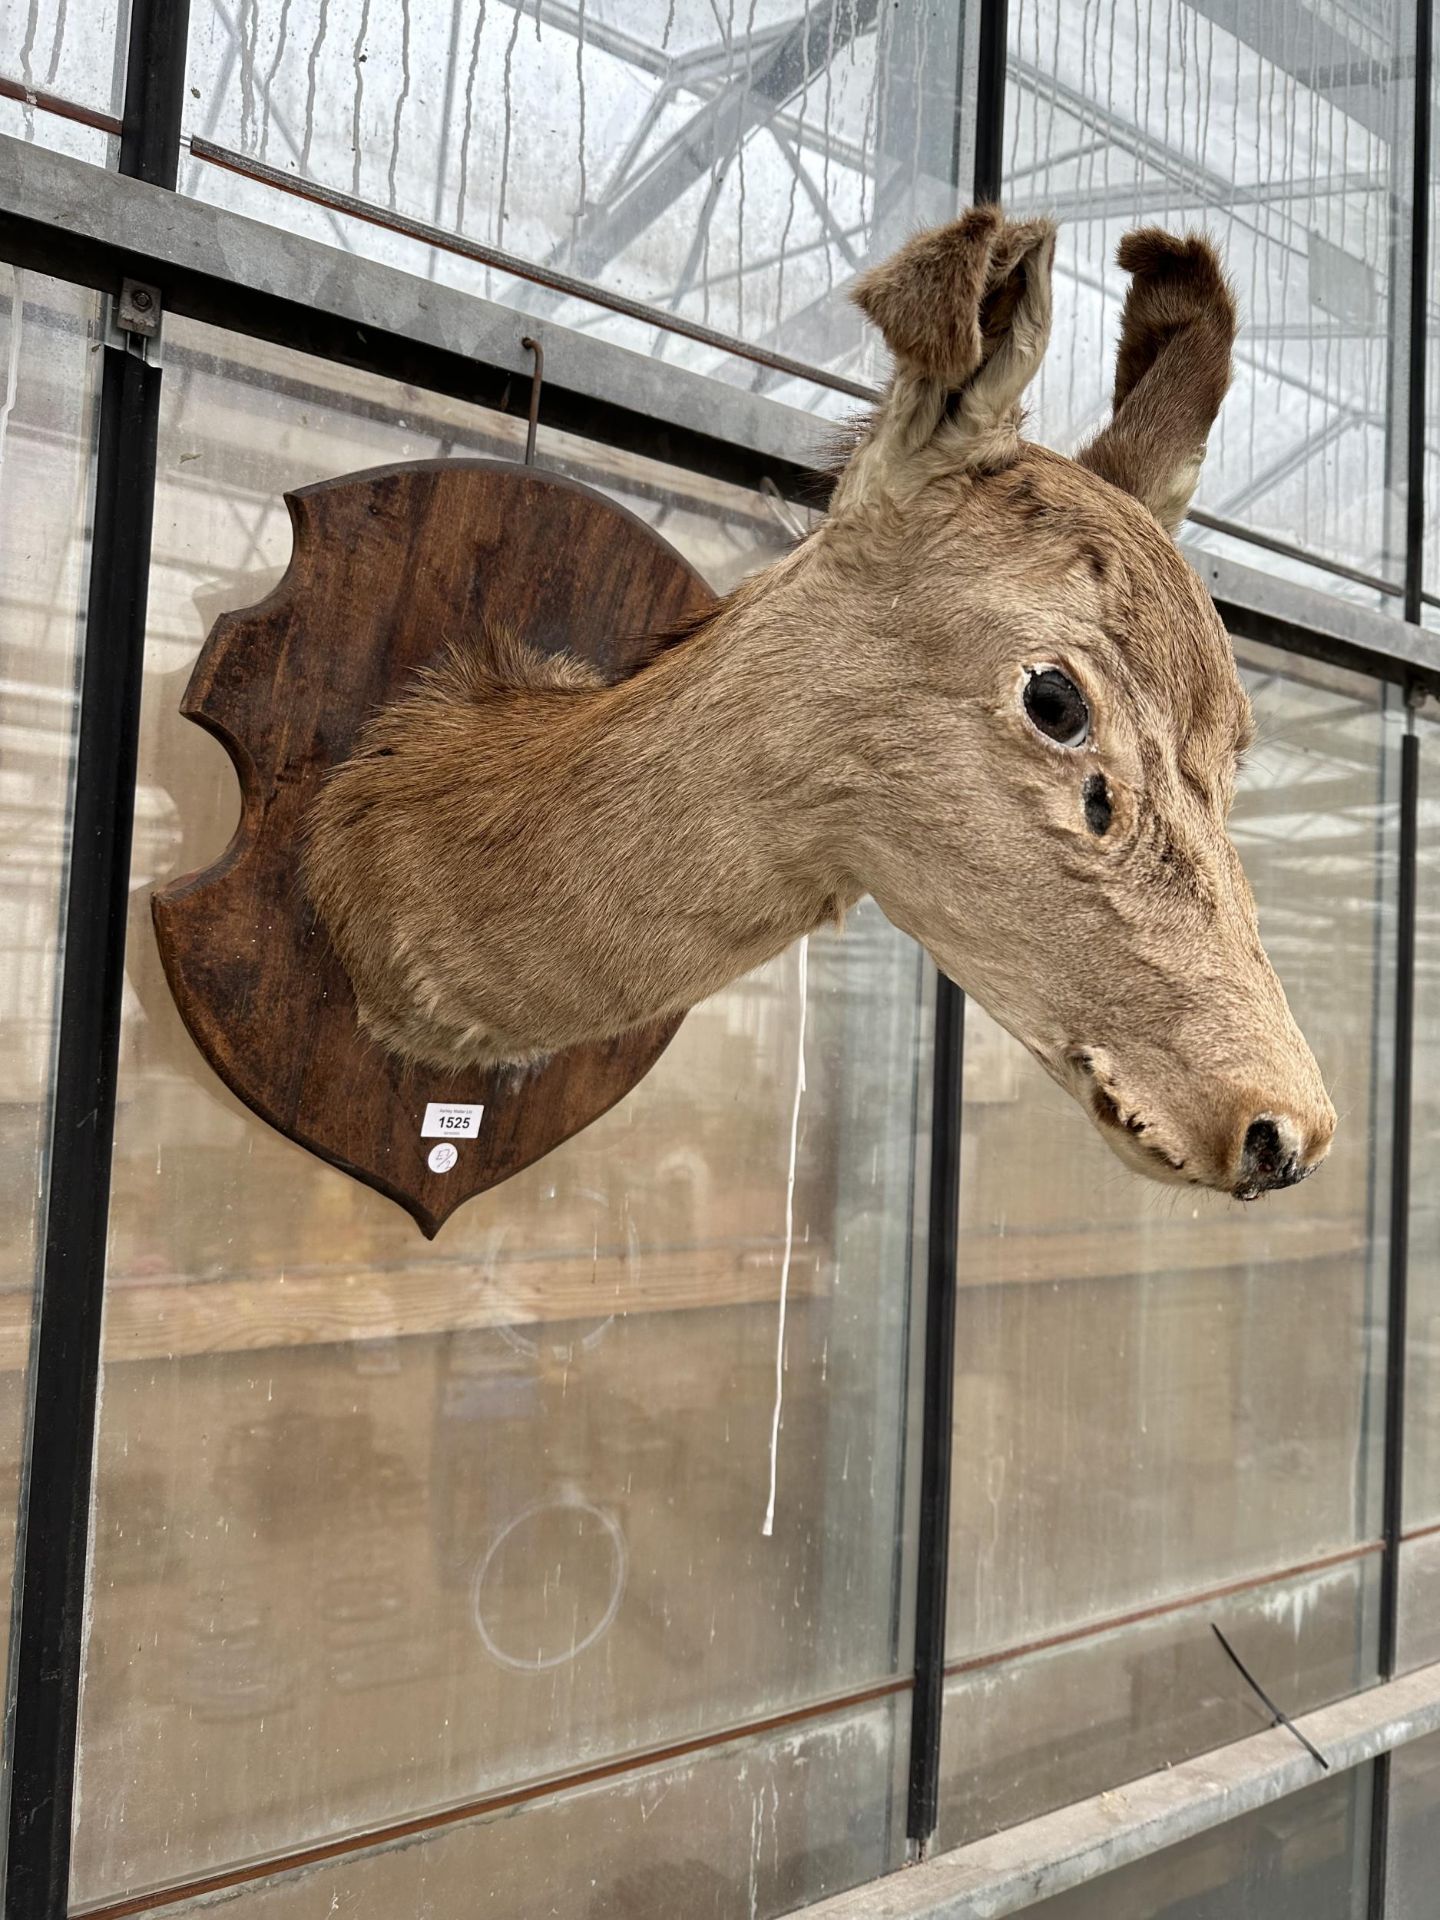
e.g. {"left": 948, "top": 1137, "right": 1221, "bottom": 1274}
{"left": 117, "top": 278, "right": 162, "bottom": 339}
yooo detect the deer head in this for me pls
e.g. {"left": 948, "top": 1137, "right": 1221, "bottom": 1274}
{"left": 829, "top": 207, "right": 1334, "bottom": 1198}
{"left": 304, "top": 207, "right": 1335, "bottom": 1203}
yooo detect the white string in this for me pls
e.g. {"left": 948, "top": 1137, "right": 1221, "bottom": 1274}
{"left": 762, "top": 936, "right": 808, "bottom": 1539}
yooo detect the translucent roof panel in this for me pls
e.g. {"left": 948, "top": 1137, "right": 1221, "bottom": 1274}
{"left": 181, "top": 1, "right": 975, "bottom": 416}
{"left": 0, "top": 0, "right": 128, "bottom": 133}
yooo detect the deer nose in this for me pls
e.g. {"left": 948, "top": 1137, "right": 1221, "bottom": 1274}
{"left": 1234, "top": 1114, "right": 1317, "bottom": 1200}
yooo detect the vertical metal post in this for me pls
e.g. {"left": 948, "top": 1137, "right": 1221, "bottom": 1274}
{"left": 119, "top": 0, "right": 190, "bottom": 189}
{"left": 1381, "top": 736, "right": 1422, "bottom": 1680}
{"left": 905, "top": 0, "right": 1008, "bottom": 1852}
{"left": 905, "top": 976, "right": 966, "bottom": 1844}
{"left": 1369, "top": 715, "right": 1421, "bottom": 1920}
{"left": 1404, "top": 2, "right": 1433, "bottom": 631}
{"left": 971, "top": 0, "right": 1009, "bottom": 207}
{"left": 4, "top": 0, "right": 188, "bottom": 1912}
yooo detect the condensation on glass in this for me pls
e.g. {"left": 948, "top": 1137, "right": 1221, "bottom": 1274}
{"left": 1018, "top": 1765, "right": 1372, "bottom": 1919}
{"left": 69, "top": 317, "right": 930, "bottom": 1908}
{"left": 1004, "top": 0, "right": 1415, "bottom": 593}
{"left": 0, "top": 0, "right": 128, "bottom": 125}
{"left": 178, "top": 2, "right": 974, "bottom": 412}
{"left": 0, "top": 267, "right": 98, "bottom": 1708}
{"left": 936, "top": 641, "right": 1397, "bottom": 1846}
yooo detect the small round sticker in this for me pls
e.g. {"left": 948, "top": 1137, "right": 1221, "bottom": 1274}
{"left": 428, "top": 1142, "right": 459, "bottom": 1174}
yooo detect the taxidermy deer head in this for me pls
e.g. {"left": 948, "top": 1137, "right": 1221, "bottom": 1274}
{"left": 304, "top": 206, "right": 1335, "bottom": 1202}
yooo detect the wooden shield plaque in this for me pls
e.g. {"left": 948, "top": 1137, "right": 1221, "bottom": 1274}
{"left": 152, "top": 458, "right": 712, "bottom": 1237}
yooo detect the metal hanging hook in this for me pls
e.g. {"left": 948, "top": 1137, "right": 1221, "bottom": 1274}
{"left": 520, "top": 335, "right": 544, "bottom": 466}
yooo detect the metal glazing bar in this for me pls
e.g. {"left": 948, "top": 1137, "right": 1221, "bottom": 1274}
{"left": 906, "top": 0, "right": 1008, "bottom": 1854}
{"left": 972, "top": 0, "right": 1008, "bottom": 206}
{"left": 3, "top": 0, "right": 190, "bottom": 1911}
{"left": 119, "top": 0, "right": 189, "bottom": 189}
{"left": 1404, "top": 0, "right": 1433, "bottom": 626}
{"left": 906, "top": 976, "right": 965, "bottom": 1845}
{"left": 1368, "top": 717, "right": 1421, "bottom": 1919}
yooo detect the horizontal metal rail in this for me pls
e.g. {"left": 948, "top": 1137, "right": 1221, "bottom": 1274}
{"left": 1200, "top": 552, "right": 1440, "bottom": 692}
{"left": 0, "top": 74, "right": 122, "bottom": 135}
{"left": 0, "top": 133, "right": 834, "bottom": 502}
{"left": 797, "top": 1660, "right": 1440, "bottom": 1920}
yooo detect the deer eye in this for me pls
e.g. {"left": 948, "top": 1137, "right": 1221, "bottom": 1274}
{"left": 1024, "top": 667, "right": 1090, "bottom": 747}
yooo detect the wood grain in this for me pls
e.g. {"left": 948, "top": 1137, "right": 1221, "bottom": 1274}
{"left": 152, "top": 459, "right": 713, "bottom": 1237}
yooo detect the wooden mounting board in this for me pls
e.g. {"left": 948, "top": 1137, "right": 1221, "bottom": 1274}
{"left": 153, "top": 458, "right": 712, "bottom": 1237}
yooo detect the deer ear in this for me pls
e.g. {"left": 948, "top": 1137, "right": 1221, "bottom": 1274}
{"left": 1075, "top": 229, "right": 1237, "bottom": 536}
{"left": 837, "top": 209, "right": 1056, "bottom": 508}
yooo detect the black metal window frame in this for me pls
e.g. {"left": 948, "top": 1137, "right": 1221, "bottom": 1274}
{"left": 0, "top": 0, "right": 1432, "bottom": 1912}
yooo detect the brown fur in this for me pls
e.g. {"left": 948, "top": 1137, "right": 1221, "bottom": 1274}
{"left": 304, "top": 210, "right": 1335, "bottom": 1199}
{"left": 1076, "top": 228, "right": 1239, "bottom": 533}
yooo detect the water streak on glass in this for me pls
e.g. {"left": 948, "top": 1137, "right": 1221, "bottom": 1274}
{"left": 180, "top": 1, "right": 973, "bottom": 411}
{"left": 1005, "top": 0, "right": 1413, "bottom": 590}
{"left": 0, "top": 0, "right": 128, "bottom": 122}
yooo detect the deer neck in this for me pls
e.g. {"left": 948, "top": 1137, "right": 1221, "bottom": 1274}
{"left": 599, "top": 540, "right": 874, "bottom": 945}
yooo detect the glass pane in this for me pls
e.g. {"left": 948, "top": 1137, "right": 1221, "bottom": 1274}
{"left": 1005, "top": 0, "right": 1414, "bottom": 589}
{"left": 150, "top": 1698, "right": 906, "bottom": 1920}
{"left": 0, "top": 94, "right": 115, "bottom": 165}
{"left": 939, "top": 643, "right": 1395, "bottom": 1841}
{"left": 1018, "top": 1766, "right": 1371, "bottom": 1920}
{"left": 940, "top": 1556, "right": 1378, "bottom": 1846}
{"left": 0, "top": 267, "right": 98, "bottom": 1718}
{"left": 1388, "top": 1731, "right": 1440, "bottom": 1920}
{"left": 179, "top": 2, "right": 975, "bottom": 408}
{"left": 1396, "top": 1532, "right": 1440, "bottom": 1673}
{"left": 1409, "top": 714, "right": 1440, "bottom": 1532}
{"left": 0, "top": 0, "right": 127, "bottom": 124}
{"left": 71, "top": 320, "right": 929, "bottom": 1907}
